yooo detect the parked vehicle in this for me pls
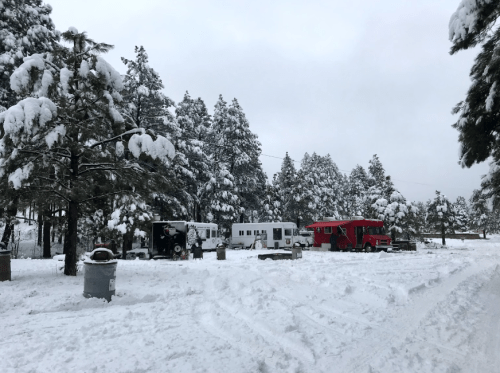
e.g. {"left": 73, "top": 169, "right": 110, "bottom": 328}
{"left": 231, "top": 222, "right": 300, "bottom": 250}
{"left": 150, "top": 221, "right": 222, "bottom": 259}
{"left": 94, "top": 239, "right": 119, "bottom": 257}
{"left": 306, "top": 217, "right": 393, "bottom": 252}
{"left": 298, "top": 230, "right": 314, "bottom": 248}
{"left": 126, "top": 248, "right": 150, "bottom": 260}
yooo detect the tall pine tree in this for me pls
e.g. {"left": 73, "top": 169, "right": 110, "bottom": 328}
{"left": 427, "top": 191, "right": 455, "bottom": 245}
{"left": 0, "top": 29, "right": 175, "bottom": 275}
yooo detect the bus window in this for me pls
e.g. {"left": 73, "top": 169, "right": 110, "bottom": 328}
{"left": 284, "top": 229, "right": 292, "bottom": 236}
{"left": 254, "top": 230, "right": 259, "bottom": 235}
{"left": 247, "top": 230, "right": 252, "bottom": 236}
{"left": 212, "top": 230, "right": 216, "bottom": 238}
{"left": 293, "top": 229, "right": 299, "bottom": 236}
{"left": 206, "top": 229, "right": 210, "bottom": 238}
{"left": 239, "top": 230, "right": 244, "bottom": 236}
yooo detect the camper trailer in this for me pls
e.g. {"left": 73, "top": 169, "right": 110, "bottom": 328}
{"left": 150, "top": 221, "right": 222, "bottom": 259}
{"left": 231, "top": 222, "right": 301, "bottom": 250}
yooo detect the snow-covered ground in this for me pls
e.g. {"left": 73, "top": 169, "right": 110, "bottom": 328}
{"left": 2, "top": 237, "right": 500, "bottom": 373}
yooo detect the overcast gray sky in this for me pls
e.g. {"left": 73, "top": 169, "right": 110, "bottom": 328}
{"left": 47, "top": 0, "right": 488, "bottom": 203}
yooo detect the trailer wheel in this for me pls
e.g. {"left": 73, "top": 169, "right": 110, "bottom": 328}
{"left": 364, "top": 244, "right": 373, "bottom": 253}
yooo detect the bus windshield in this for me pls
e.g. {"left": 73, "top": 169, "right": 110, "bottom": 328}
{"left": 367, "top": 227, "right": 386, "bottom": 235}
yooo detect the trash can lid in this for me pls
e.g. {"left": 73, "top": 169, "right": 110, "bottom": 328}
{"left": 86, "top": 248, "right": 116, "bottom": 262}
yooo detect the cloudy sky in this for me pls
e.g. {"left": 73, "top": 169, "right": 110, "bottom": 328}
{"left": 47, "top": 0, "right": 488, "bottom": 203}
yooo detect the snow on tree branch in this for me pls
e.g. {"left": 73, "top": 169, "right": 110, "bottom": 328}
{"left": 128, "top": 133, "right": 175, "bottom": 162}
{"left": 9, "top": 54, "right": 46, "bottom": 93}
{"left": 8, "top": 162, "right": 34, "bottom": 189}
{"left": 0, "top": 97, "right": 57, "bottom": 145}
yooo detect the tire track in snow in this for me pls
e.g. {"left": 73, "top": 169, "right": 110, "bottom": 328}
{"left": 459, "top": 265, "right": 500, "bottom": 373}
{"left": 194, "top": 273, "right": 316, "bottom": 369}
{"left": 342, "top": 260, "right": 499, "bottom": 373}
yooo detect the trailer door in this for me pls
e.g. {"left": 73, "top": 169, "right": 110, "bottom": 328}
{"left": 355, "top": 227, "right": 363, "bottom": 248}
{"left": 273, "top": 228, "right": 282, "bottom": 241}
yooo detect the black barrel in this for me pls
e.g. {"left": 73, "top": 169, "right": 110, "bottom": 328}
{"left": 0, "top": 250, "right": 11, "bottom": 281}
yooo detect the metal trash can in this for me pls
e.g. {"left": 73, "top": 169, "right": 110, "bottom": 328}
{"left": 0, "top": 244, "right": 11, "bottom": 281}
{"left": 193, "top": 244, "right": 203, "bottom": 259}
{"left": 217, "top": 244, "right": 226, "bottom": 260}
{"left": 292, "top": 244, "right": 302, "bottom": 260}
{"left": 83, "top": 249, "right": 117, "bottom": 302}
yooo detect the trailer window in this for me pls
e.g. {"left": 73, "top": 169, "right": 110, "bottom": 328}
{"left": 325, "top": 227, "right": 332, "bottom": 234}
{"left": 261, "top": 230, "right": 266, "bottom": 234}
{"left": 239, "top": 230, "right": 244, "bottom": 236}
{"left": 254, "top": 230, "right": 259, "bottom": 235}
{"left": 247, "top": 230, "right": 252, "bottom": 236}
{"left": 206, "top": 229, "right": 210, "bottom": 238}
{"left": 212, "top": 230, "right": 216, "bottom": 238}
{"left": 293, "top": 229, "right": 299, "bottom": 236}
{"left": 284, "top": 229, "right": 292, "bottom": 236}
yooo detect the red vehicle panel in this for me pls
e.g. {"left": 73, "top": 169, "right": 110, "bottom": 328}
{"left": 306, "top": 219, "right": 392, "bottom": 251}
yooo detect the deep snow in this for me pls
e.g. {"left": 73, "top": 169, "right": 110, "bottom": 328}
{"left": 2, "top": 238, "right": 500, "bottom": 373}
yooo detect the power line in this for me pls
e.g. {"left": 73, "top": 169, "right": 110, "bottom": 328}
{"left": 178, "top": 137, "right": 476, "bottom": 193}
{"left": 259, "top": 152, "right": 475, "bottom": 192}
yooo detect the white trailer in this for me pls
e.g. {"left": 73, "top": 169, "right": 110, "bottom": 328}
{"left": 150, "top": 221, "right": 222, "bottom": 258}
{"left": 231, "top": 222, "right": 301, "bottom": 250}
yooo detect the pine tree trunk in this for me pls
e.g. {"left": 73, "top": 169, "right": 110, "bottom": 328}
{"left": 441, "top": 224, "right": 446, "bottom": 246}
{"left": 37, "top": 208, "right": 43, "bottom": 246}
{"left": 63, "top": 200, "right": 79, "bottom": 276}
{"left": 122, "top": 231, "right": 133, "bottom": 259}
{"left": 1, "top": 194, "right": 19, "bottom": 245}
{"left": 43, "top": 211, "right": 51, "bottom": 258}
{"left": 58, "top": 208, "right": 63, "bottom": 244}
{"left": 196, "top": 203, "right": 202, "bottom": 223}
{"left": 1, "top": 223, "right": 14, "bottom": 246}
{"left": 64, "top": 152, "right": 80, "bottom": 276}
{"left": 483, "top": 229, "right": 486, "bottom": 239}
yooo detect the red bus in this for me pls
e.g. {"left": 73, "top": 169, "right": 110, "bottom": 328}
{"left": 306, "top": 218, "right": 393, "bottom": 252}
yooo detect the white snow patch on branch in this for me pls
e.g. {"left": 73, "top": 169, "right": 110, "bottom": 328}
{"left": 10, "top": 54, "right": 45, "bottom": 93}
{"left": 486, "top": 81, "right": 496, "bottom": 111}
{"left": 45, "top": 124, "right": 66, "bottom": 148}
{"left": 39, "top": 69, "right": 53, "bottom": 97}
{"left": 128, "top": 134, "right": 175, "bottom": 161}
{"left": 8, "top": 162, "right": 34, "bottom": 189}
{"left": 96, "top": 56, "right": 123, "bottom": 91}
{"left": 60, "top": 68, "right": 73, "bottom": 95}
{"left": 79, "top": 60, "right": 90, "bottom": 78}
{"left": 449, "top": 0, "right": 492, "bottom": 43}
{"left": 0, "top": 97, "right": 57, "bottom": 144}
{"left": 116, "top": 141, "right": 124, "bottom": 157}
